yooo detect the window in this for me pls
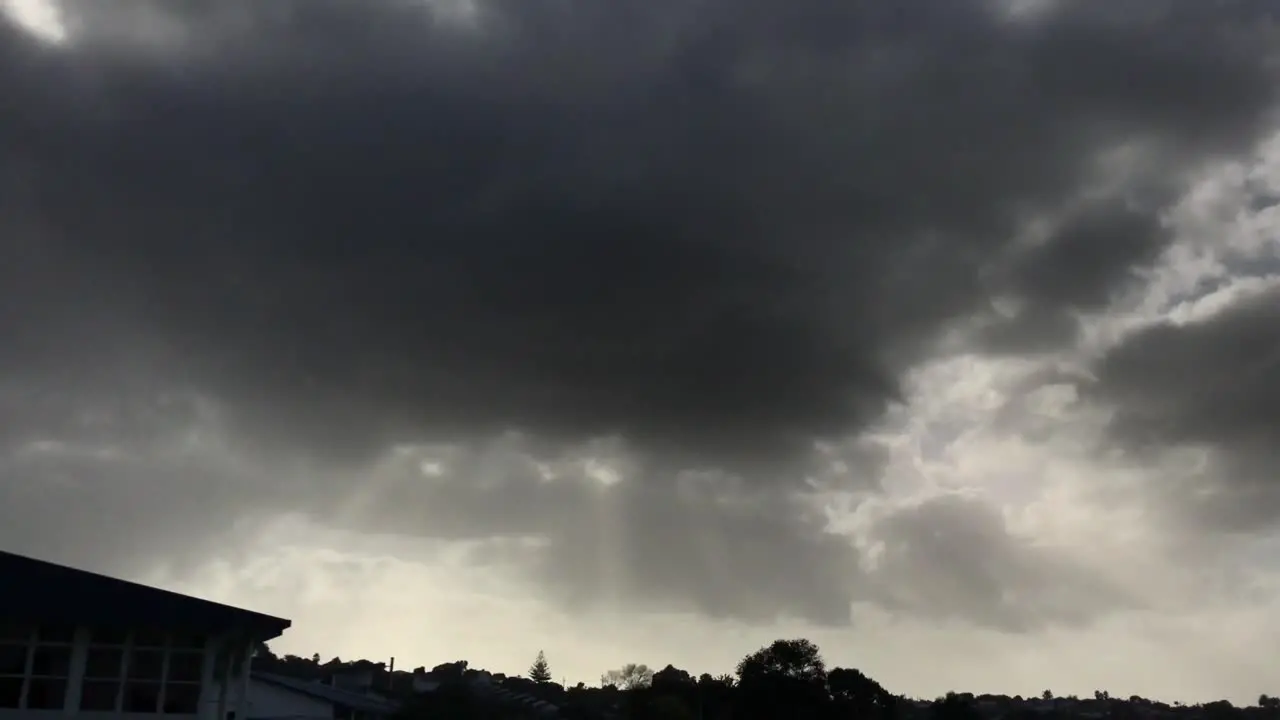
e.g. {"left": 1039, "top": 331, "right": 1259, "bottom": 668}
{"left": 81, "top": 639, "right": 126, "bottom": 712}
{"left": 0, "top": 623, "right": 71, "bottom": 710}
{"left": 162, "top": 647, "right": 203, "bottom": 714}
{"left": 123, "top": 682, "right": 162, "bottom": 713}
{"left": 162, "top": 682, "right": 201, "bottom": 714}
{"left": 81, "top": 629, "right": 206, "bottom": 714}
{"left": 0, "top": 644, "right": 27, "bottom": 676}
{"left": 0, "top": 678, "right": 22, "bottom": 708}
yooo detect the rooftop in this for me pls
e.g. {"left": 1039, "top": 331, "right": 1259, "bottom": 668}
{"left": 252, "top": 672, "right": 401, "bottom": 715}
{"left": 0, "top": 550, "right": 291, "bottom": 640}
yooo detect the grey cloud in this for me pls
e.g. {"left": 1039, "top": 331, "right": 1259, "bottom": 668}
{"left": 855, "top": 494, "right": 1139, "bottom": 632}
{"left": 315, "top": 441, "right": 862, "bottom": 625}
{"left": 2, "top": 0, "right": 1279, "bottom": 627}
{"left": 1088, "top": 285, "right": 1280, "bottom": 532}
{"left": 977, "top": 202, "right": 1170, "bottom": 354}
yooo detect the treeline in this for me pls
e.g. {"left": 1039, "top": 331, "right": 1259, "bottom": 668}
{"left": 253, "top": 638, "right": 1280, "bottom": 720}
{"left": 400, "top": 638, "right": 895, "bottom": 720}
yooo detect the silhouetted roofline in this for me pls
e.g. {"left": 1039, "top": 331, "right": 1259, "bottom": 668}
{"left": 0, "top": 550, "right": 291, "bottom": 641}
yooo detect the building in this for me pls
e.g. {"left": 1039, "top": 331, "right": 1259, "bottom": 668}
{"left": 0, "top": 550, "right": 291, "bottom": 720}
{"left": 243, "top": 672, "right": 399, "bottom": 720}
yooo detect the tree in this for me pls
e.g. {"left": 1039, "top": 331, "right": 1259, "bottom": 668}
{"left": 830, "top": 667, "right": 896, "bottom": 720}
{"left": 652, "top": 664, "right": 695, "bottom": 692}
{"left": 708, "top": 674, "right": 735, "bottom": 688}
{"left": 431, "top": 660, "right": 468, "bottom": 684}
{"left": 734, "top": 639, "right": 829, "bottom": 720}
{"left": 933, "top": 694, "right": 983, "bottom": 720}
{"left": 252, "top": 641, "right": 277, "bottom": 661}
{"left": 1204, "top": 700, "right": 1236, "bottom": 720}
{"left": 601, "top": 663, "right": 653, "bottom": 690}
{"left": 529, "top": 651, "right": 552, "bottom": 683}
{"left": 735, "top": 638, "right": 827, "bottom": 686}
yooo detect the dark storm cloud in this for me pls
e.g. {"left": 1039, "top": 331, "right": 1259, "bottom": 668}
{"left": 1089, "top": 285, "right": 1280, "bottom": 532}
{"left": 4, "top": 0, "right": 1278, "bottom": 469}
{"left": 978, "top": 202, "right": 1171, "bottom": 354}
{"left": 2, "top": 0, "right": 1280, "bottom": 627}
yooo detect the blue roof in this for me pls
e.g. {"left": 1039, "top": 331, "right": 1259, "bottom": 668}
{"left": 252, "top": 672, "right": 400, "bottom": 715}
{"left": 0, "top": 550, "right": 291, "bottom": 640}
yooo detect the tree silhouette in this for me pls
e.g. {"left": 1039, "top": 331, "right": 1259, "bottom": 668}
{"left": 933, "top": 694, "right": 983, "bottom": 720}
{"left": 652, "top": 664, "right": 696, "bottom": 693}
{"left": 529, "top": 650, "right": 552, "bottom": 683}
{"left": 601, "top": 663, "right": 653, "bottom": 690}
{"left": 735, "top": 638, "right": 827, "bottom": 686}
{"left": 734, "top": 639, "right": 829, "bottom": 720}
{"left": 830, "top": 666, "right": 897, "bottom": 720}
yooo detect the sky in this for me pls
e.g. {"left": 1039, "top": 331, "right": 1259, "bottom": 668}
{"left": 1, "top": 0, "right": 1279, "bottom": 704}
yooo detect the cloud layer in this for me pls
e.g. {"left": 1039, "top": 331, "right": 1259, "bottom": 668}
{"left": 2, "top": 0, "right": 1280, "bottom": 651}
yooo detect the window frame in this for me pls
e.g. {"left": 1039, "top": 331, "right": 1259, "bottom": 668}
{"left": 0, "top": 624, "right": 76, "bottom": 711}
{"left": 83, "top": 628, "right": 207, "bottom": 715}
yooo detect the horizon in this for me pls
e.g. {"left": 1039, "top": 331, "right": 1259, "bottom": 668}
{"left": 3, "top": 0, "right": 1279, "bottom": 707}
{"left": 250, "top": 639, "right": 1268, "bottom": 706}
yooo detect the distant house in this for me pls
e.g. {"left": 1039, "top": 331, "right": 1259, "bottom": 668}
{"left": 244, "top": 672, "right": 399, "bottom": 720}
{"left": 0, "top": 550, "right": 291, "bottom": 720}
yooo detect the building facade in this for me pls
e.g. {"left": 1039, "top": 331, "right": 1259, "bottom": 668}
{"left": 0, "top": 551, "right": 291, "bottom": 720}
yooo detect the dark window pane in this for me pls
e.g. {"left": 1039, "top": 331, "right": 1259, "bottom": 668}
{"left": 34, "top": 625, "right": 76, "bottom": 644}
{"left": 133, "top": 629, "right": 168, "bottom": 648}
{"left": 89, "top": 626, "right": 130, "bottom": 645}
{"left": 0, "top": 644, "right": 28, "bottom": 675}
{"left": 163, "top": 683, "right": 201, "bottom": 714}
{"left": 128, "top": 649, "right": 166, "bottom": 680}
{"left": 168, "top": 633, "right": 207, "bottom": 651}
{"left": 24, "top": 678, "right": 66, "bottom": 709}
{"left": 80, "top": 680, "right": 121, "bottom": 711}
{"left": 123, "top": 681, "right": 162, "bottom": 713}
{"left": 0, "top": 625, "right": 31, "bottom": 643}
{"left": 167, "top": 651, "right": 204, "bottom": 683}
{"left": 0, "top": 677, "right": 22, "bottom": 708}
{"left": 85, "top": 647, "right": 125, "bottom": 679}
{"left": 30, "top": 646, "right": 71, "bottom": 677}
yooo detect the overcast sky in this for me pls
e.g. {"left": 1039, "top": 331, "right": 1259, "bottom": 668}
{"left": 3, "top": 0, "right": 1280, "bottom": 703}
